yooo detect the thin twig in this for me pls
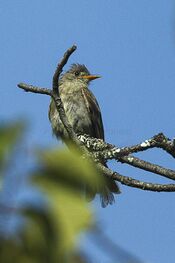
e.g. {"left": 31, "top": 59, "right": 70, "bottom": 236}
{"left": 51, "top": 45, "right": 79, "bottom": 141}
{"left": 52, "top": 45, "right": 77, "bottom": 93}
{"left": 98, "top": 163, "right": 175, "bottom": 192}
{"left": 152, "top": 133, "right": 175, "bottom": 158}
{"left": 118, "top": 155, "right": 175, "bottom": 181}
{"left": 18, "top": 83, "right": 51, "bottom": 96}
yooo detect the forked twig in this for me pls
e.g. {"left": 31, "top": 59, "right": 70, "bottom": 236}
{"left": 18, "top": 45, "right": 175, "bottom": 192}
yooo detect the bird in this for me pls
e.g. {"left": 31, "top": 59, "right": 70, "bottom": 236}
{"left": 49, "top": 64, "right": 120, "bottom": 207}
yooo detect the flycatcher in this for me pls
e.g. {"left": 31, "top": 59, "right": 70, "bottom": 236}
{"left": 49, "top": 64, "right": 120, "bottom": 207}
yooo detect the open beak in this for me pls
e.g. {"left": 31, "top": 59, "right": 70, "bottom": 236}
{"left": 81, "top": 75, "right": 101, "bottom": 81}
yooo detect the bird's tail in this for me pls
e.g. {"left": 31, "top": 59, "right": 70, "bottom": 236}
{"left": 85, "top": 163, "right": 120, "bottom": 208}
{"left": 100, "top": 176, "right": 120, "bottom": 208}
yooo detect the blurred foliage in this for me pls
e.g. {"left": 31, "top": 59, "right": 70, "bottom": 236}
{"left": 0, "top": 121, "right": 24, "bottom": 186}
{"left": 0, "top": 121, "right": 143, "bottom": 263}
{"left": 0, "top": 121, "right": 101, "bottom": 263}
{"left": 0, "top": 121, "right": 24, "bottom": 169}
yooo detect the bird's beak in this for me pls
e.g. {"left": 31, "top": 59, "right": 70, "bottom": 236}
{"left": 81, "top": 75, "right": 101, "bottom": 81}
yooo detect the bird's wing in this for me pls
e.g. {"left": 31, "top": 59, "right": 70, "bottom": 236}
{"left": 48, "top": 99, "right": 54, "bottom": 122}
{"left": 81, "top": 88, "right": 105, "bottom": 140}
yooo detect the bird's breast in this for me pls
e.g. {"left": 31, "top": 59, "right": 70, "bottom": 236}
{"left": 60, "top": 89, "right": 93, "bottom": 135}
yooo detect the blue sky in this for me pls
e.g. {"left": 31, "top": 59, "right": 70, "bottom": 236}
{"left": 1, "top": 1, "right": 175, "bottom": 262}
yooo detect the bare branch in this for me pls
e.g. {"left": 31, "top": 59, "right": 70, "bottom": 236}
{"left": 152, "top": 133, "right": 175, "bottom": 158}
{"left": 78, "top": 134, "right": 175, "bottom": 181}
{"left": 18, "top": 83, "right": 52, "bottom": 96}
{"left": 18, "top": 46, "right": 79, "bottom": 143}
{"left": 78, "top": 133, "right": 175, "bottom": 159}
{"left": 118, "top": 155, "right": 175, "bottom": 181}
{"left": 52, "top": 45, "right": 77, "bottom": 93}
{"left": 51, "top": 45, "right": 80, "bottom": 142}
{"left": 98, "top": 163, "right": 175, "bottom": 192}
{"left": 17, "top": 45, "right": 175, "bottom": 194}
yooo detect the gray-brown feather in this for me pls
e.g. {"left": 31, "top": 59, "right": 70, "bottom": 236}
{"left": 48, "top": 64, "right": 120, "bottom": 207}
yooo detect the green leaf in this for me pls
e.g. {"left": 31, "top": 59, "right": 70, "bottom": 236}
{"left": 0, "top": 135, "right": 104, "bottom": 262}
{"left": 36, "top": 147, "right": 104, "bottom": 194}
{"left": 21, "top": 207, "right": 57, "bottom": 263}
{"left": 31, "top": 148, "right": 103, "bottom": 257}
{"left": 0, "top": 121, "right": 25, "bottom": 185}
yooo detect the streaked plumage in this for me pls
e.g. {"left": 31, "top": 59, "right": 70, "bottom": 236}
{"left": 49, "top": 64, "right": 120, "bottom": 207}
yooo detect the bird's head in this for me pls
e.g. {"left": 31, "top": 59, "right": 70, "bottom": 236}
{"left": 60, "top": 64, "right": 101, "bottom": 85}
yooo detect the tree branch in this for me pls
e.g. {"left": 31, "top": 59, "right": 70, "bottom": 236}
{"left": 52, "top": 45, "right": 77, "bottom": 93}
{"left": 78, "top": 133, "right": 175, "bottom": 159}
{"left": 78, "top": 134, "right": 175, "bottom": 181}
{"left": 51, "top": 45, "right": 79, "bottom": 142}
{"left": 118, "top": 155, "right": 175, "bottom": 181}
{"left": 18, "top": 45, "right": 79, "bottom": 143}
{"left": 18, "top": 83, "right": 52, "bottom": 96}
{"left": 98, "top": 163, "right": 175, "bottom": 192}
{"left": 17, "top": 45, "right": 175, "bottom": 193}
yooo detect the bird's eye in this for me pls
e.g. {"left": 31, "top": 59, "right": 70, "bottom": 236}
{"left": 75, "top": 71, "right": 80, "bottom": 76}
